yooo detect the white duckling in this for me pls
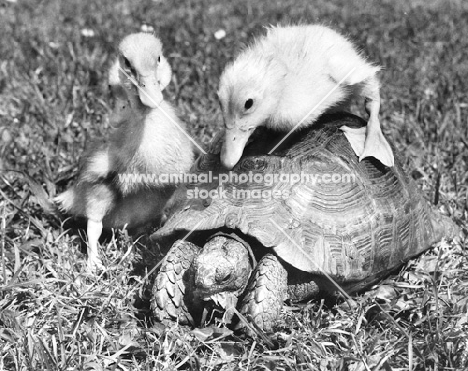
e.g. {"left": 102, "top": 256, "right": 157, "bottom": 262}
{"left": 218, "top": 24, "right": 394, "bottom": 169}
{"left": 55, "top": 33, "right": 193, "bottom": 271}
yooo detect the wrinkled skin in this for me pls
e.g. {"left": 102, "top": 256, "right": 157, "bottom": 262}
{"left": 193, "top": 235, "right": 252, "bottom": 308}
{"left": 193, "top": 239, "right": 321, "bottom": 332}
{"left": 152, "top": 235, "right": 253, "bottom": 325}
{"left": 152, "top": 233, "right": 322, "bottom": 332}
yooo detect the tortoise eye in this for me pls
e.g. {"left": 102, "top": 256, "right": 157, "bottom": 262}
{"left": 216, "top": 271, "right": 232, "bottom": 284}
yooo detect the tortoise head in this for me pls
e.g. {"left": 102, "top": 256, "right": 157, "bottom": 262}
{"left": 193, "top": 235, "right": 253, "bottom": 309}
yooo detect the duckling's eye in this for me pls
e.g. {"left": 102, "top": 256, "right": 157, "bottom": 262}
{"left": 157, "top": 56, "right": 161, "bottom": 63}
{"left": 123, "top": 57, "right": 132, "bottom": 70}
{"left": 244, "top": 98, "right": 254, "bottom": 110}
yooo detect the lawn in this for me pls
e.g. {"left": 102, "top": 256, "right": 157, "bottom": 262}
{"left": 1, "top": 0, "right": 467, "bottom": 369}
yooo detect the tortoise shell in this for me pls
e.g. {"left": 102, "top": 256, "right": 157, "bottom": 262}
{"left": 152, "top": 113, "right": 456, "bottom": 285}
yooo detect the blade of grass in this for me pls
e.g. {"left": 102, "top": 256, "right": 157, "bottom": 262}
{"left": 1, "top": 202, "right": 6, "bottom": 285}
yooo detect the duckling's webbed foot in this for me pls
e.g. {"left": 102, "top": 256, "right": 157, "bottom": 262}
{"left": 360, "top": 118, "right": 394, "bottom": 167}
{"left": 340, "top": 125, "right": 366, "bottom": 157}
{"left": 360, "top": 78, "right": 394, "bottom": 167}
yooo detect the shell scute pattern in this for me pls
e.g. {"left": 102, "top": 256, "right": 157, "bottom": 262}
{"left": 155, "top": 113, "right": 454, "bottom": 283}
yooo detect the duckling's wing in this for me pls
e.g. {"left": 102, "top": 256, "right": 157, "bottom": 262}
{"left": 328, "top": 55, "right": 380, "bottom": 87}
{"left": 76, "top": 141, "right": 116, "bottom": 185}
{"left": 324, "top": 31, "right": 380, "bottom": 86}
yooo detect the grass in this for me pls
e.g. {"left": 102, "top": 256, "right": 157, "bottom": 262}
{"left": 0, "top": 0, "right": 467, "bottom": 369}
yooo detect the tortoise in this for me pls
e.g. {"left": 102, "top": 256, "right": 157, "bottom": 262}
{"left": 150, "top": 113, "right": 458, "bottom": 332}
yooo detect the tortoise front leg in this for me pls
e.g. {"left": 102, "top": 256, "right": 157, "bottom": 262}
{"left": 151, "top": 240, "right": 202, "bottom": 326}
{"left": 238, "top": 254, "right": 288, "bottom": 332}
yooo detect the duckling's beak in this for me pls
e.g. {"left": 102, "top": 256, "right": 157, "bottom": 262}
{"left": 221, "top": 127, "right": 252, "bottom": 170}
{"left": 138, "top": 75, "right": 163, "bottom": 108}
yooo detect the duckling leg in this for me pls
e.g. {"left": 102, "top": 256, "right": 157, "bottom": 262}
{"left": 360, "top": 78, "right": 394, "bottom": 167}
{"left": 87, "top": 218, "right": 104, "bottom": 271}
{"left": 85, "top": 186, "right": 114, "bottom": 272}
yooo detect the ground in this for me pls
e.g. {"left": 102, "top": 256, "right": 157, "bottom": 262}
{"left": 0, "top": 0, "right": 467, "bottom": 370}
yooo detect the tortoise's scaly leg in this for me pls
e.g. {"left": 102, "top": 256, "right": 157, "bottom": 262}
{"left": 152, "top": 240, "right": 202, "bottom": 326}
{"left": 237, "top": 254, "right": 288, "bottom": 333}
